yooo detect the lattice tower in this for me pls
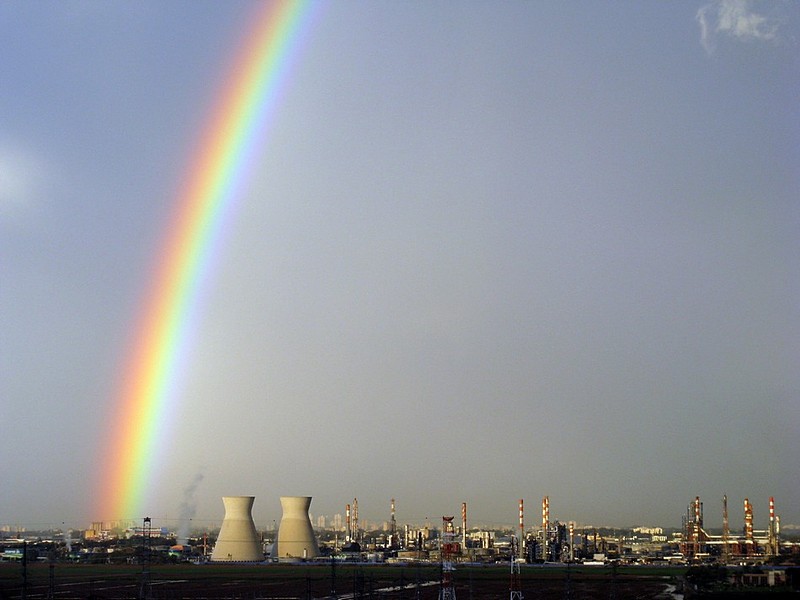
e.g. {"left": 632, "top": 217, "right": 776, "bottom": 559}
{"left": 439, "top": 516, "right": 457, "bottom": 600}
{"left": 510, "top": 535, "right": 523, "bottom": 600}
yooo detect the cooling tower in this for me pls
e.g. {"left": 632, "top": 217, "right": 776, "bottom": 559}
{"left": 275, "top": 496, "right": 319, "bottom": 559}
{"left": 210, "top": 496, "right": 264, "bottom": 562}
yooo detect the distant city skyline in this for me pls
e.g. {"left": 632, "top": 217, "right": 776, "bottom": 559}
{"left": 2, "top": 1, "right": 797, "bottom": 530}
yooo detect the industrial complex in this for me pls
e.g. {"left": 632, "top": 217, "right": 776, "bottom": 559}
{"left": 2, "top": 494, "right": 798, "bottom": 599}
{"left": 3, "top": 494, "right": 796, "bottom": 567}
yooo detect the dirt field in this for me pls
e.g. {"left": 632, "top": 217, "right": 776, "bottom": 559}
{"left": 0, "top": 562, "right": 684, "bottom": 600}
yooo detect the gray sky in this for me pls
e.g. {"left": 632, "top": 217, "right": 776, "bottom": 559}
{"left": 2, "top": 0, "right": 798, "bottom": 533}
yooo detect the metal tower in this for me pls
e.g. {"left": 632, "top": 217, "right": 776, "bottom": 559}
{"left": 439, "top": 516, "right": 457, "bottom": 600}
{"left": 510, "top": 535, "right": 523, "bottom": 600}
{"left": 138, "top": 517, "right": 153, "bottom": 600}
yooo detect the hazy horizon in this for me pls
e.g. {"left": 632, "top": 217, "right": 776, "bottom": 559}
{"left": 2, "top": 1, "right": 798, "bottom": 531}
{"left": 3, "top": 494, "right": 799, "bottom": 535}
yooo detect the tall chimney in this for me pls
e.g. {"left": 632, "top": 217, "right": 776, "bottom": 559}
{"left": 462, "top": 502, "right": 467, "bottom": 550}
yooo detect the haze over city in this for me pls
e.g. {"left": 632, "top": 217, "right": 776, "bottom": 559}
{"left": 1, "top": 1, "right": 798, "bottom": 533}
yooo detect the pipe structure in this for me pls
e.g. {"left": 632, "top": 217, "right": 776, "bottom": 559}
{"left": 210, "top": 496, "right": 263, "bottom": 562}
{"left": 518, "top": 499, "right": 524, "bottom": 556}
{"left": 275, "top": 496, "right": 320, "bottom": 559}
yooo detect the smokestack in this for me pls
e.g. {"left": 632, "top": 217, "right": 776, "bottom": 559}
{"left": 210, "top": 496, "right": 263, "bottom": 562}
{"left": 275, "top": 496, "right": 319, "bottom": 560}
{"left": 768, "top": 496, "right": 778, "bottom": 556}
{"left": 353, "top": 498, "right": 359, "bottom": 538}
{"left": 722, "top": 495, "right": 729, "bottom": 563}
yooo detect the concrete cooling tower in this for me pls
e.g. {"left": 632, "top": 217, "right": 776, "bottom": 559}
{"left": 274, "top": 496, "right": 319, "bottom": 559}
{"left": 210, "top": 496, "right": 264, "bottom": 562}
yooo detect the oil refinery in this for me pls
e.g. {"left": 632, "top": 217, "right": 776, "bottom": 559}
{"left": 3, "top": 494, "right": 796, "bottom": 567}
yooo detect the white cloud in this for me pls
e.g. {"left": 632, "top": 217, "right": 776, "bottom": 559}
{"left": 697, "top": 0, "right": 779, "bottom": 54}
{"left": 0, "top": 143, "right": 45, "bottom": 216}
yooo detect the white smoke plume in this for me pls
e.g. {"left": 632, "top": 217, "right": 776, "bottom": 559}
{"left": 0, "top": 143, "right": 45, "bottom": 216}
{"left": 697, "top": 0, "right": 780, "bottom": 54}
{"left": 176, "top": 471, "right": 204, "bottom": 545}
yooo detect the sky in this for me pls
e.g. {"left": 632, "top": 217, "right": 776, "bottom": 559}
{"left": 1, "top": 0, "right": 798, "bottom": 533}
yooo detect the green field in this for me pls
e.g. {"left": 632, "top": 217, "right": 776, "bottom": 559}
{"left": 0, "top": 561, "right": 688, "bottom": 599}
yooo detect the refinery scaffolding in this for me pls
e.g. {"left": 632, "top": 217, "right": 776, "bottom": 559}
{"left": 744, "top": 498, "right": 754, "bottom": 556}
{"left": 390, "top": 498, "right": 398, "bottom": 550}
{"left": 680, "top": 495, "right": 782, "bottom": 563}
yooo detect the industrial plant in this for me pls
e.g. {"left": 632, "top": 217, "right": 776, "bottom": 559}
{"left": 2, "top": 494, "right": 798, "bottom": 599}
{"left": 3, "top": 494, "right": 796, "bottom": 567}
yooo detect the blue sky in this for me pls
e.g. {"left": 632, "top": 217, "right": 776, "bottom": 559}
{"left": 1, "top": 1, "right": 798, "bottom": 532}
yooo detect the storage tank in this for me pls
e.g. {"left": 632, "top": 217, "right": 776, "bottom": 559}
{"left": 275, "top": 496, "right": 319, "bottom": 559}
{"left": 210, "top": 496, "right": 264, "bottom": 562}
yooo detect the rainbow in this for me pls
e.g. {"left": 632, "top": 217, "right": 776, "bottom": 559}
{"left": 97, "top": 0, "right": 318, "bottom": 522}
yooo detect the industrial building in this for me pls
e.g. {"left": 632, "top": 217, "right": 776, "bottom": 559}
{"left": 21, "top": 493, "right": 796, "bottom": 568}
{"left": 680, "top": 495, "right": 785, "bottom": 562}
{"left": 210, "top": 496, "right": 263, "bottom": 562}
{"left": 273, "top": 496, "right": 320, "bottom": 560}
